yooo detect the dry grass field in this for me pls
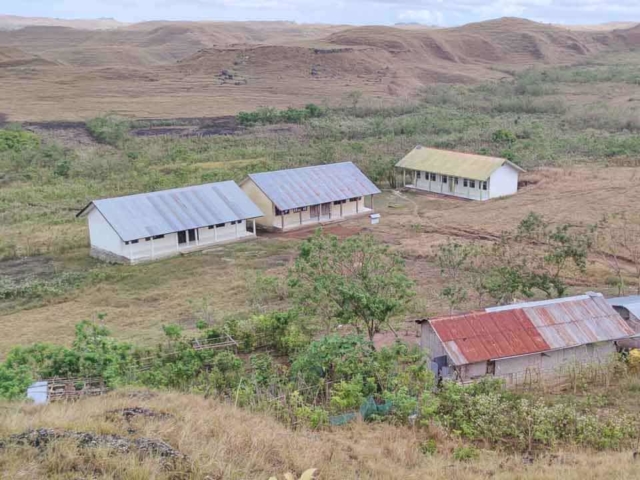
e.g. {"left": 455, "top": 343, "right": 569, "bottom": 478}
{"left": 2, "top": 389, "right": 640, "bottom": 480}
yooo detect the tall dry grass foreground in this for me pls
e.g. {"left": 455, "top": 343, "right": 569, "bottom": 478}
{"left": 0, "top": 389, "right": 639, "bottom": 479}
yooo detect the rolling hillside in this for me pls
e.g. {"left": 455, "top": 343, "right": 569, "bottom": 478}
{"left": 0, "top": 17, "right": 639, "bottom": 120}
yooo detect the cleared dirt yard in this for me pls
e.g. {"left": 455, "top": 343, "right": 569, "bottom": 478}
{"left": 1, "top": 166, "right": 638, "bottom": 357}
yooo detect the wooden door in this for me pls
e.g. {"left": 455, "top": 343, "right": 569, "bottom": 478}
{"left": 310, "top": 204, "right": 319, "bottom": 218}
{"left": 321, "top": 203, "right": 331, "bottom": 217}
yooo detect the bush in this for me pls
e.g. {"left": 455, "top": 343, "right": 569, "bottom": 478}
{"left": 453, "top": 446, "right": 479, "bottom": 462}
{"left": 0, "top": 129, "right": 40, "bottom": 152}
{"left": 492, "top": 129, "right": 517, "bottom": 144}
{"left": 86, "top": 115, "right": 130, "bottom": 146}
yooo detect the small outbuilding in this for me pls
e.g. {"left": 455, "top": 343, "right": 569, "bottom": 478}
{"left": 417, "top": 293, "right": 634, "bottom": 387}
{"left": 607, "top": 295, "right": 640, "bottom": 349}
{"left": 77, "top": 181, "right": 264, "bottom": 264}
{"left": 240, "top": 162, "right": 381, "bottom": 231}
{"left": 396, "top": 146, "right": 525, "bottom": 200}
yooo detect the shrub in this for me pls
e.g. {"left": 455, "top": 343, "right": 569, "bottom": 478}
{"left": 86, "top": 115, "right": 130, "bottom": 146}
{"left": 0, "top": 364, "right": 32, "bottom": 400}
{"left": 492, "top": 129, "right": 517, "bottom": 144}
{"left": 0, "top": 129, "right": 40, "bottom": 152}
{"left": 420, "top": 439, "right": 437, "bottom": 456}
{"left": 453, "top": 446, "right": 479, "bottom": 462}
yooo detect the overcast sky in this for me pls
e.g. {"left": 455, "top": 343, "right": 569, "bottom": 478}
{"left": 3, "top": 0, "right": 640, "bottom": 26}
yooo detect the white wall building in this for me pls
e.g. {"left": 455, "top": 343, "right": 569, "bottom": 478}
{"left": 417, "top": 293, "right": 634, "bottom": 388}
{"left": 240, "top": 162, "right": 381, "bottom": 232}
{"left": 77, "top": 181, "right": 264, "bottom": 264}
{"left": 396, "top": 146, "right": 525, "bottom": 201}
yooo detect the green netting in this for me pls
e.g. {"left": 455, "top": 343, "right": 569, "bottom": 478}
{"left": 359, "top": 396, "right": 393, "bottom": 420}
{"left": 329, "top": 412, "right": 357, "bottom": 426}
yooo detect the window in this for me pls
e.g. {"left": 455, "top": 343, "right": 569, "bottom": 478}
{"left": 208, "top": 225, "right": 215, "bottom": 229}
{"left": 430, "top": 173, "right": 436, "bottom": 181}
{"left": 487, "top": 361, "right": 496, "bottom": 375}
{"left": 454, "top": 177, "right": 459, "bottom": 185}
{"left": 178, "top": 231, "right": 187, "bottom": 244}
{"left": 463, "top": 179, "right": 468, "bottom": 187}
{"left": 349, "top": 197, "right": 359, "bottom": 202}
{"left": 153, "top": 234, "right": 164, "bottom": 239}
{"left": 145, "top": 237, "right": 151, "bottom": 241}
{"left": 292, "top": 207, "right": 308, "bottom": 213}
{"left": 275, "top": 207, "right": 290, "bottom": 216}
{"left": 482, "top": 181, "right": 488, "bottom": 191}
{"left": 215, "top": 223, "right": 225, "bottom": 228}
{"left": 416, "top": 171, "right": 421, "bottom": 179}
{"left": 333, "top": 199, "right": 347, "bottom": 205}
{"left": 470, "top": 180, "right": 476, "bottom": 189}
{"left": 130, "top": 239, "right": 139, "bottom": 244}
{"left": 442, "top": 175, "right": 447, "bottom": 184}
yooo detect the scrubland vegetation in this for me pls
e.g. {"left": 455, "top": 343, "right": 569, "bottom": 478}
{"left": 3, "top": 51, "right": 640, "bottom": 478}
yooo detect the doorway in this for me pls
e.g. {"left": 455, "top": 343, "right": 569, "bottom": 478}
{"left": 310, "top": 204, "right": 319, "bottom": 218}
{"left": 321, "top": 203, "right": 331, "bottom": 217}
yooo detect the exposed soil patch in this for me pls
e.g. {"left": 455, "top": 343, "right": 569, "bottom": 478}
{"left": 0, "top": 256, "right": 57, "bottom": 283}
{"left": 22, "top": 121, "right": 96, "bottom": 147}
{"left": 130, "top": 115, "right": 244, "bottom": 137}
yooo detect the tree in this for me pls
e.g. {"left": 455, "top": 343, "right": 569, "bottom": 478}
{"left": 435, "top": 240, "right": 474, "bottom": 313}
{"left": 515, "top": 213, "right": 594, "bottom": 298}
{"left": 598, "top": 213, "right": 640, "bottom": 295}
{"left": 288, "top": 231, "right": 415, "bottom": 341}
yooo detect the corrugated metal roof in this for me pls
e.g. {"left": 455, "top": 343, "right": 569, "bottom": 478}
{"left": 395, "top": 146, "right": 524, "bottom": 181}
{"left": 607, "top": 295, "right": 640, "bottom": 320}
{"left": 78, "top": 181, "right": 264, "bottom": 242}
{"left": 247, "top": 162, "right": 381, "bottom": 210}
{"left": 426, "top": 294, "right": 634, "bottom": 365}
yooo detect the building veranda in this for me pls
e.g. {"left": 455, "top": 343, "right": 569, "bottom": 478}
{"left": 396, "top": 145, "right": 525, "bottom": 201}
{"left": 240, "top": 162, "right": 381, "bottom": 231}
{"left": 77, "top": 181, "right": 264, "bottom": 264}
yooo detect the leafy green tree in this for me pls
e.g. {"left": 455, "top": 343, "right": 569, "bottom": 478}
{"left": 290, "top": 334, "right": 376, "bottom": 387}
{"left": 0, "top": 364, "right": 32, "bottom": 400}
{"left": 515, "top": 212, "right": 594, "bottom": 298}
{"left": 289, "top": 231, "right": 415, "bottom": 341}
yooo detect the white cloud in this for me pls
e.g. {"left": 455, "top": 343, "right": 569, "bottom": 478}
{"left": 398, "top": 9, "right": 445, "bottom": 25}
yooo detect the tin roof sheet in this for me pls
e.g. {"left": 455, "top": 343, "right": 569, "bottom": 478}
{"left": 78, "top": 181, "right": 264, "bottom": 242}
{"left": 427, "top": 294, "right": 634, "bottom": 365}
{"left": 247, "top": 162, "right": 381, "bottom": 210}
{"left": 607, "top": 295, "right": 640, "bottom": 319}
{"left": 395, "top": 146, "right": 524, "bottom": 181}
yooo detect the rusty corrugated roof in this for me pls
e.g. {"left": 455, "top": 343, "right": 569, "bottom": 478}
{"left": 395, "top": 145, "right": 524, "bottom": 181}
{"left": 426, "top": 294, "right": 634, "bottom": 365}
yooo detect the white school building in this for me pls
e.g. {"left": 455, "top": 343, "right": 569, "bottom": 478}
{"left": 77, "top": 181, "right": 264, "bottom": 264}
{"left": 396, "top": 146, "right": 525, "bottom": 201}
{"left": 240, "top": 162, "right": 381, "bottom": 232}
